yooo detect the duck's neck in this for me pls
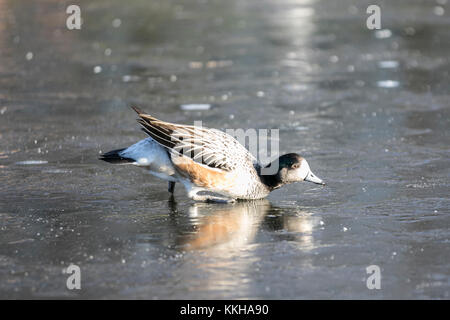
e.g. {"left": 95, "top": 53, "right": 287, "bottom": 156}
{"left": 256, "top": 166, "right": 283, "bottom": 191}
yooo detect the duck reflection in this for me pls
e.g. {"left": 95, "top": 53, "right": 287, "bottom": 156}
{"left": 177, "top": 200, "right": 271, "bottom": 252}
{"left": 263, "top": 206, "right": 322, "bottom": 251}
{"left": 168, "top": 199, "right": 321, "bottom": 253}
{"left": 164, "top": 199, "right": 321, "bottom": 297}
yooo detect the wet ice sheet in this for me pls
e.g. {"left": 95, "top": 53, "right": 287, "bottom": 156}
{"left": 0, "top": 0, "right": 449, "bottom": 299}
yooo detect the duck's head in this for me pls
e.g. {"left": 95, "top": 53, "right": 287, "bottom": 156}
{"left": 261, "top": 153, "right": 325, "bottom": 189}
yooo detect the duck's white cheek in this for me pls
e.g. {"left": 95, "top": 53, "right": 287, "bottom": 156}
{"left": 296, "top": 160, "right": 312, "bottom": 181}
{"left": 288, "top": 168, "right": 306, "bottom": 181}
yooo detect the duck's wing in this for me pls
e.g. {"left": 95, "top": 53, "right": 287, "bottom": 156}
{"left": 131, "top": 107, "right": 256, "bottom": 176}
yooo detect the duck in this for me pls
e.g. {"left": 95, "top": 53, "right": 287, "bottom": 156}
{"left": 99, "top": 107, "right": 325, "bottom": 203}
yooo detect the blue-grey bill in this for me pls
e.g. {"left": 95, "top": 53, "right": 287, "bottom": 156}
{"left": 305, "top": 171, "right": 325, "bottom": 185}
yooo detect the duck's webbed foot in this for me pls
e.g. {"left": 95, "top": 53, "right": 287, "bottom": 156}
{"left": 204, "top": 196, "right": 236, "bottom": 204}
{"left": 188, "top": 190, "right": 235, "bottom": 203}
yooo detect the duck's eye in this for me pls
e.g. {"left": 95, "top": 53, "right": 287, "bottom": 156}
{"left": 292, "top": 163, "right": 300, "bottom": 169}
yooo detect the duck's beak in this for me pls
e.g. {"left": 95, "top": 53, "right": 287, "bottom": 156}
{"left": 304, "top": 171, "right": 325, "bottom": 185}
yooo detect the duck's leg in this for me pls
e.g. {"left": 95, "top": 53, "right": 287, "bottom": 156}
{"left": 168, "top": 181, "right": 175, "bottom": 193}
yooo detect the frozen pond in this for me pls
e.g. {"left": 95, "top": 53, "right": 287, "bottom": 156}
{"left": 0, "top": 0, "right": 449, "bottom": 299}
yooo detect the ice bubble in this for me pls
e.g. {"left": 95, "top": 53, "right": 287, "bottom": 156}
{"left": 112, "top": 18, "right": 122, "bottom": 28}
{"left": 433, "top": 6, "right": 445, "bottom": 16}
{"left": 93, "top": 66, "right": 102, "bottom": 74}
{"left": 329, "top": 55, "right": 339, "bottom": 63}
{"left": 122, "top": 75, "right": 140, "bottom": 82}
{"left": 377, "top": 80, "right": 399, "bottom": 88}
{"left": 180, "top": 104, "right": 211, "bottom": 111}
{"left": 378, "top": 60, "right": 399, "bottom": 69}
{"left": 375, "top": 29, "right": 392, "bottom": 39}
{"left": 16, "top": 160, "right": 48, "bottom": 165}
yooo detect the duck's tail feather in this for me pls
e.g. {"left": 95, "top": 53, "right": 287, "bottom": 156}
{"left": 99, "top": 148, "right": 135, "bottom": 164}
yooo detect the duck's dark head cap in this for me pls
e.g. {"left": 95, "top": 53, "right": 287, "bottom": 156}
{"left": 278, "top": 153, "right": 304, "bottom": 169}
